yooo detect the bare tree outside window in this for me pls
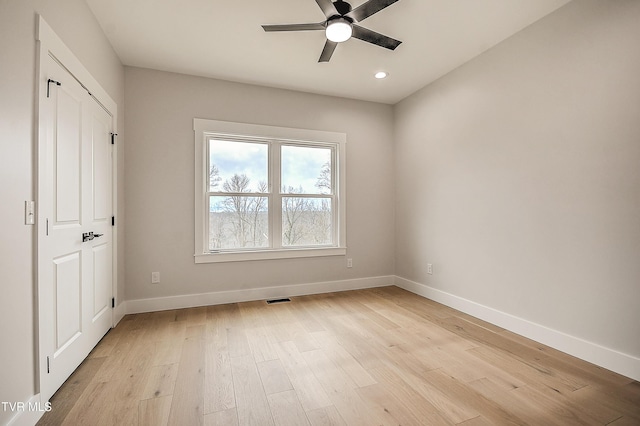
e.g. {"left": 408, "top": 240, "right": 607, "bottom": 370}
{"left": 210, "top": 173, "right": 268, "bottom": 249}
{"left": 282, "top": 186, "right": 307, "bottom": 246}
{"left": 209, "top": 164, "right": 221, "bottom": 190}
{"left": 315, "top": 161, "right": 331, "bottom": 194}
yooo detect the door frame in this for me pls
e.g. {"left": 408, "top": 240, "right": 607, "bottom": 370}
{"left": 36, "top": 15, "right": 119, "bottom": 400}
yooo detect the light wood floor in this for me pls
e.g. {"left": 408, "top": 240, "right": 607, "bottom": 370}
{"left": 38, "top": 287, "right": 640, "bottom": 425}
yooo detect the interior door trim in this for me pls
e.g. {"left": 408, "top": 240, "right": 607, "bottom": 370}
{"left": 36, "top": 15, "right": 119, "bottom": 401}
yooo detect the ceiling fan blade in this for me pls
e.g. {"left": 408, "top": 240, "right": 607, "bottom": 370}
{"left": 345, "top": 0, "right": 400, "bottom": 22}
{"left": 351, "top": 25, "right": 402, "bottom": 50}
{"left": 319, "top": 40, "right": 338, "bottom": 62}
{"left": 262, "top": 23, "right": 325, "bottom": 32}
{"left": 315, "top": 0, "right": 339, "bottom": 18}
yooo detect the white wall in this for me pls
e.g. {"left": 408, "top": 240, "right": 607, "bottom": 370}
{"left": 0, "top": 1, "right": 124, "bottom": 424}
{"left": 394, "top": 0, "right": 640, "bottom": 374}
{"left": 124, "top": 67, "right": 395, "bottom": 303}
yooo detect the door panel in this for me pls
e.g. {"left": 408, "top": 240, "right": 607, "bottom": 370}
{"left": 92, "top": 243, "right": 112, "bottom": 318}
{"left": 53, "top": 251, "right": 81, "bottom": 351}
{"left": 92, "top": 115, "right": 111, "bottom": 221}
{"left": 55, "top": 87, "right": 82, "bottom": 224}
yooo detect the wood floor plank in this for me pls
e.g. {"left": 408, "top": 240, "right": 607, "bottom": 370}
{"left": 61, "top": 322, "right": 155, "bottom": 425}
{"left": 555, "top": 384, "right": 630, "bottom": 425}
{"left": 87, "top": 329, "right": 121, "bottom": 359}
{"left": 275, "top": 341, "right": 332, "bottom": 412}
{"left": 356, "top": 383, "right": 431, "bottom": 426}
{"left": 175, "top": 305, "right": 207, "bottom": 325}
{"left": 267, "top": 390, "right": 311, "bottom": 426}
{"left": 257, "top": 359, "right": 294, "bottom": 395}
{"left": 230, "top": 353, "right": 274, "bottom": 426}
{"left": 245, "top": 326, "right": 280, "bottom": 362}
{"left": 607, "top": 416, "right": 640, "bottom": 426}
{"left": 301, "top": 349, "right": 393, "bottom": 425}
{"left": 98, "top": 327, "right": 157, "bottom": 424}
{"left": 305, "top": 406, "right": 346, "bottom": 426}
{"left": 139, "top": 395, "right": 172, "bottom": 426}
{"left": 319, "top": 318, "right": 386, "bottom": 371}
{"left": 91, "top": 325, "right": 147, "bottom": 383}
{"left": 467, "top": 345, "right": 583, "bottom": 395}
{"left": 141, "top": 363, "right": 178, "bottom": 400}
{"left": 291, "top": 328, "right": 320, "bottom": 353}
{"left": 204, "top": 342, "right": 235, "bottom": 414}
{"left": 367, "top": 365, "right": 452, "bottom": 425}
{"left": 468, "top": 377, "right": 567, "bottom": 426}
{"left": 206, "top": 304, "right": 233, "bottom": 340}
{"left": 36, "top": 357, "right": 105, "bottom": 426}
{"left": 380, "top": 361, "right": 479, "bottom": 424}
{"left": 167, "top": 325, "right": 205, "bottom": 426}
{"left": 204, "top": 408, "right": 239, "bottom": 426}
{"left": 227, "top": 326, "right": 252, "bottom": 358}
{"left": 286, "top": 297, "right": 327, "bottom": 333}
{"left": 571, "top": 385, "right": 640, "bottom": 423}
{"left": 456, "top": 415, "right": 495, "bottom": 426}
{"left": 59, "top": 381, "right": 112, "bottom": 425}
{"left": 311, "top": 330, "right": 377, "bottom": 388}
{"left": 238, "top": 300, "right": 267, "bottom": 329}
{"left": 511, "top": 384, "right": 602, "bottom": 425}
{"left": 422, "top": 368, "right": 527, "bottom": 425}
{"left": 152, "top": 322, "right": 187, "bottom": 366}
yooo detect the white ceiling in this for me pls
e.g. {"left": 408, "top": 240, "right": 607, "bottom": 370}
{"left": 86, "top": 0, "right": 570, "bottom": 104}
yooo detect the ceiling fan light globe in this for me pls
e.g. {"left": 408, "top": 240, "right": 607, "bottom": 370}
{"left": 326, "top": 19, "right": 352, "bottom": 43}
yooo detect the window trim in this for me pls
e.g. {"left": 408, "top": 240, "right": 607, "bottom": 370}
{"left": 194, "top": 118, "right": 346, "bottom": 263}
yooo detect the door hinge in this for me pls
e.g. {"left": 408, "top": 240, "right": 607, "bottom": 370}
{"left": 46, "top": 356, "right": 50, "bottom": 374}
{"left": 46, "top": 218, "right": 49, "bottom": 236}
{"left": 111, "top": 133, "right": 117, "bottom": 145}
{"left": 46, "top": 79, "right": 61, "bottom": 98}
{"left": 112, "top": 297, "right": 115, "bottom": 308}
{"left": 112, "top": 216, "right": 115, "bottom": 226}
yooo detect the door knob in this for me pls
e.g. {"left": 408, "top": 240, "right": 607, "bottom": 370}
{"left": 82, "top": 232, "right": 104, "bottom": 242}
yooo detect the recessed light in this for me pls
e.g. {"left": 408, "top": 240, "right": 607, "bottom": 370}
{"left": 374, "top": 71, "right": 388, "bottom": 79}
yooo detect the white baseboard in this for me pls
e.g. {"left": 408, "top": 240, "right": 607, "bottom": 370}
{"left": 113, "top": 299, "right": 127, "bottom": 326}
{"left": 126, "top": 275, "right": 393, "bottom": 314}
{"left": 394, "top": 276, "right": 640, "bottom": 382}
{"left": 5, "top": 394, "right": 47, "bottom": 426}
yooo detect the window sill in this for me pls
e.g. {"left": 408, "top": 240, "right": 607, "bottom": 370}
{"left": 194, "top": 247, "right": 347, "bottom": 263}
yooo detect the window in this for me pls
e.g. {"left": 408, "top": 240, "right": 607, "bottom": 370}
{"left": 194, "top": 119, "right": 346, "bottom": 263}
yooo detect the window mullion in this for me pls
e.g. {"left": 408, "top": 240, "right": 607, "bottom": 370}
{"left": 271, "top": 141, "right": 282, "bottom": 249}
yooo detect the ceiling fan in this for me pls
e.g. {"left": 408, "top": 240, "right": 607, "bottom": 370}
{"left": 262, "top": 0, "right": 402, "bottom": 62}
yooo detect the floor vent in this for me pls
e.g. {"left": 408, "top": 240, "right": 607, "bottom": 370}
{"left": 266, "top": 298, "right": 291, "bottom": 305}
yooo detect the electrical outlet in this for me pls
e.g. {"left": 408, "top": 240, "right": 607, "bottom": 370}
{"left": 427, "top": 263, "right": 433, "bottom": 275}
{"left": 347, "top": 258, "right": 353, "bottom": 268}
{"left": 151, "top": 272, "right": 160, "bottom": 284}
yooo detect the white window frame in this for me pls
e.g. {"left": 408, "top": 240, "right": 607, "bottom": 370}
{"left": 194, "top": 118, "right": 347, "bottom": 263}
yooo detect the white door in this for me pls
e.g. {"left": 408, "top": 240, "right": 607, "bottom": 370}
{"left": 38, "top": 55, "right": 113, "bottom": 402}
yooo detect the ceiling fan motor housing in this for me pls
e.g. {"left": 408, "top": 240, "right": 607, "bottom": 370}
{"left": 333, "top": 0, "right": 353, "bottom": 16}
